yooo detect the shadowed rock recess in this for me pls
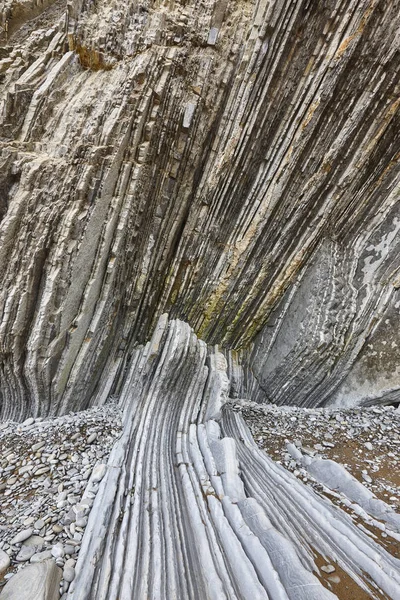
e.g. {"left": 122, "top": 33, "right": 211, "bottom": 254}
{"left": 1, "top": 0, "right": 400, "bottom": 598}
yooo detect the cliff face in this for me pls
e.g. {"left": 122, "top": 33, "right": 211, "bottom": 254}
{"left": 0, "top": 0, "right": 399, "bottom": 419}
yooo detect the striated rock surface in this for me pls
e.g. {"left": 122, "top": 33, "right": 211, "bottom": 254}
{"left": 67, "top": 316, "right": 400, "bottom": 599}
{"left": 0, "top": 0, "right": 399, "bottom": 418}
{"left": 1, "top": 315, "right": 399, "bottom": 598}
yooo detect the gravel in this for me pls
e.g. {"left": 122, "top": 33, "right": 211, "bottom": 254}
{"left": 230, "top": 399, "right": 400, "bottom": 509}
{"left": 0, "top": 403, "right": 122, "bottom": 595}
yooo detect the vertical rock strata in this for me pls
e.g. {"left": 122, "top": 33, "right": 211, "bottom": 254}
{"left": 0, "top": 0, "right": 399, "bottom": 418}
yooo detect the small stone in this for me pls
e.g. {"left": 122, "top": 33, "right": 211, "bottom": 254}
{"left": 16, "top": 545, "right": 36, "bottom": 562}
{"left": 22, "top": 417, "right": 35, "bottom": 427}
{"left": 34, "top": 519, "right": 45, "bottom": 531}
{"left": 51, "top": 543, "right": 64, "bottom": 559}
{"left": 64, "top": 558, "right": 76, "bottom": 568}
{"left": 23, "top": 535, "right": 44, "bottom": 548}
{"left": 0, "top": 548, "right": 11, "bottom": 574}
{"left": 34, "top": 466, "right": 50, "bottom": 476}
{"left": 91, "top": 464, "right": 107, "bottom": 483}
{"left": 63, "top": 566, "right": 75, "bottom": 583}
{"left": 10, "top": 528, "right": 33, "bottom": 545}
{"left": 321, "top": 564, "right": 336, "bottom": 574}
{"left": 87, "top": 433, "right": 97, "bottom": 444}
{"left": 52, "top": 525, "right": 63, "bottom": 534}
{"left": 32, "top": 441, "right": 46, "bottom": 452}
{"left": 30, "top": 550, "right": 53, "bottom": 563}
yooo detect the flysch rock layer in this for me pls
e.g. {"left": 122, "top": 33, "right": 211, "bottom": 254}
{"left": 60, "top": 315, "right": 399, "bottom": 600}
{"left": 0, "top": 0, "right": 399, "bottom": 419}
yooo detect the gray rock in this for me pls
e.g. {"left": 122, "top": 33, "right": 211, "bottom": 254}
{"left": 321, "top": 565, "right": 336, "bottom": 574}
{"left": 51, "top": 543, "right": 64, "bottom": 559}
{"left": 63, "top": 546, "right": 75, "bottom": 557}
{"left": 32, "top": 442, "right": 46, "bottom": 452}
{"left": 23, "top": 536, "right": 44, "bottom": 548}
{"left": 10, "top": 529, "right": 33, "bottom": 545}
{"left": 91, "top": 464, "right": 107, "bottom": 484}
{"left": 63, "top": 566, "right": 75, "bottom": 583}
{"left": 30, "top": 551, "right": 53, "bottom": 564}
{"left": 0, "top": 549, "right": 10, "bottom": 575}
{"left": 16, "top": 545, "right": 36, "bottom": 562}
{"left": 64, "top": 558, "right": 76, "bottom": 568}
{"left": 0, "top": 559, "right": 62, "bottom": 600}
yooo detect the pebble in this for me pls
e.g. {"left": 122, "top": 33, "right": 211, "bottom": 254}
{"left": 362, "top": 472, "right": 372, "bottom": 483}
{"left": 23, "top": 535, "right": 44, "bottom": 547}
{"left": 34, "top": 519, "right": 45, "bottom": 530}
{"left": 51, "top": 543, "right": 65, "bottom": 559}
{"left": 32, "top": 441, "right": 46, "bottom": 452}
{"left": 321, "top": 564, "right": 336, "bottom": 574}
{"left": 30, "top": 550, "right": 53, "bottom": 563}
{"left": 52, "top": 524, "right": 63, "bottom": 534}
{"left": 10, "top": 528, "right": 33, "bottom": 545}
{"left": 34, "top": 466, "right": 50, "bottom": 476}
{"left": 16, "top": 545, "right": 36, "bottom": 562}
{"left": 65, "top": 558, "right": 76, "bottom": 568}
{"left": 91, "top": 463, "right": 107, "bottom": 483}
{"left": 0, "top": 548, "right": 11, "bottom": 573}
{"left": 63, "top": 565, "right": 76, "bottom": 582}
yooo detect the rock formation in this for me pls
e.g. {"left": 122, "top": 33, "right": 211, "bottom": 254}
{"left": 67, "top": 316, "right": 400, "bottom": 600}
{"left": 0, "top": 0, "right": 399, "bottom": 419}
{"left": 1, "top": 1, "right": 400, "bottom": 597}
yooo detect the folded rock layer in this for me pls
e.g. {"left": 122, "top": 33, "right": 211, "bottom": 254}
{"left": 67, "top": 316, "right": 400, "bottom": 599}
{"left": 0, "top": 1, "right": 400, "bottom": 416}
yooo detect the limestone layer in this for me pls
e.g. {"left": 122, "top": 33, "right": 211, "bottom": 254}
{"left": 0, "top": 0, "right": 400, "bottom": 418}
{"left": 67, "top": 316, "right": 400, "bottom": 600}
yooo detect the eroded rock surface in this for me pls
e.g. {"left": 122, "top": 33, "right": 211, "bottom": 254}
{"left": 66, "top": 316, "right": 400, "bottom": 599}
{"left": 0, "top": 0, "right": 399, "bottom": 418}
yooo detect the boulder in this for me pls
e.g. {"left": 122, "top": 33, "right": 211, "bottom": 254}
{"left": 0, "top": 560, "right": 62, "bottom": 600}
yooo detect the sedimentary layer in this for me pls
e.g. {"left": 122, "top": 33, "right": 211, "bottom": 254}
{"left": 66, "top": 316, "right": 400, "bottom": 599}
{"left": 0, "top": 0, "right": 400, "bottom": 418}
